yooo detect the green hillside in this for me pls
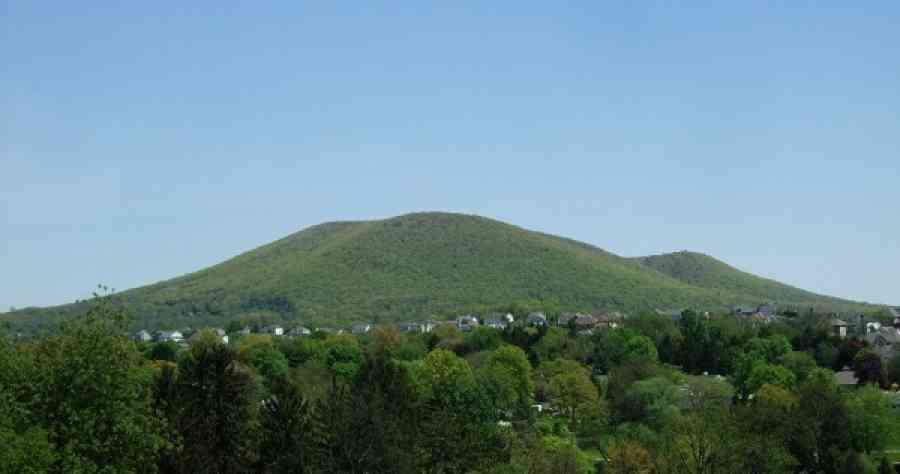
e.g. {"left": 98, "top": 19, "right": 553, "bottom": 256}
{"left": 4, "top": 212, "right": 870, "bottom": 331}
{"left": 631, "top": 251, "right": 859, "bottom": 310}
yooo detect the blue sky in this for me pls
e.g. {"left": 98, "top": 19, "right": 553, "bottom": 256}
{"left": 2, "top": 1, "right": 899, "bottom": 310}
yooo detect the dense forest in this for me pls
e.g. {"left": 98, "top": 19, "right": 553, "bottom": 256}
{"left": 5, "top": 213, "right": 872, "bottom": 333}
{"left": 2, "top": 296, "right": 899, "bottom": 474}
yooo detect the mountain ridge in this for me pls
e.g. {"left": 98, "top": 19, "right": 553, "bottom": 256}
{"left": 4, "top": 212, "right": 872, "bottom": 331}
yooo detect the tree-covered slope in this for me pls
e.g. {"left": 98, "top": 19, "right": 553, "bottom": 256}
{"left": 631, "top": 251, "right": 859, "bottom": 310}
{"left": 4, "top": 213, "right": 870, "bottom": 331}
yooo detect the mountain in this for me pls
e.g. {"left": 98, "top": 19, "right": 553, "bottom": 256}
{"left": 4, "top": 212, "right": 870, "bottom": 331}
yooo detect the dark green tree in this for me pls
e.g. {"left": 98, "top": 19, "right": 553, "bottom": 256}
{"left": 28, "top": 299, "right": 167, "bottom": 473}
{"left": 257, "top": 377, "right": 315, "bottom": 473}
{"left": 174, "top": 338, "right": 255, "bottom": 474}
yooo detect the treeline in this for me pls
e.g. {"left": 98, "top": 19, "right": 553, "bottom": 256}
{"left": 2, "top": 299, "right": 899, "bottom": 473}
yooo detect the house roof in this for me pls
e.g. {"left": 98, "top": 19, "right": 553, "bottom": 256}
{"left": 830, "top": 318, "right": 848, "bottom": 327}
{"left": 866, "top": 327, "right": 900, "bottom": 345}
{"left": 835, "top": 370, "right": 858, "bottom": 386}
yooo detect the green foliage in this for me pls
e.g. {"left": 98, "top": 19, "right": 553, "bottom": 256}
{"left": 619, "top": 377, "right": 680, "bottom": 428}
{"left": 853, "top": 350, "right": 887, "bottom": 387}
{"left": 477, "top": 345, "right": 535, "bottom": 418}
{"left": 780, "top": 350, "right": 818, "bottom": 382}
{"left": 174, "top": 339, "right": 256, "bottom": 473}
{"left": 237, "top": 335, "right": 290, "bottom": 382}
{"left": 323, "top": 334, "right": 364, "bottom": 381}
{"left": 746, "top": 363, "right": 797, "bottom": 394}
{"left": 846, "top": 385, "right": 896, "bottom": 454}
{"left": 592, "top": 328, "right": 658, "bottom": 373}
{"left": 26, "top": 299, "right": 167, "bottom": 473}
{"left": 148, "top": 340, "right": 179, "bottom": 362}
{"left": 257, "top": 378, "right": 315, "bottom": 473}
{"left": 8, "top": 213, "right": 871, "bottom": 331}
{"left": 548, "top": 360, "right": 603, "bottom": 434}
{"left": 0, "top": 337, "right": 56, "bottom": 473}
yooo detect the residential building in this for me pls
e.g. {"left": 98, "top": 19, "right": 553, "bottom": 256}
{"left": 188, "top": 328, "right": 228, "bottom": 345}
{"left": 865, "top": 327, "right": 900, "bottom": 360}
{"left": 261, "top": 325, "right": 284, "bottom": 337}
{"left": 484, "top": 318, "right": 507, "bottom": 330}
{"left": 398, "top": 321, "right": 423, "bottom": 333}
{"left": 757, "top": 303, "right": 777, "bottom": 317}
{"left": 154, "top": 330, "right": 184, "bottom": 343}
{"left": 351, "top": 323, "right": 372, "bottom": 335}
{"left": 526, "top": 312, "right": 548, "bottom": 327}
{"left": 457, "top": 315, "right": 480, "bottom": 332}
{"left": 557, "top": 312, "right": 577, "bottom": 328}
{"left": 594, "top": 312, "right": 623, "bottom": 329}
{"left": 830, "top": 318, "right": 849, "bottom": 339}
{"left": 286, "top": 326, "right": 311, "bottom": 337}
{"left": 134, "top": 330, "right": 153, "bottom": 343}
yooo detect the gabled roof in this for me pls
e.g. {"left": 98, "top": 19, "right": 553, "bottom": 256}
{"left": 830, "top": 318, "right": 849, "bottom": 327}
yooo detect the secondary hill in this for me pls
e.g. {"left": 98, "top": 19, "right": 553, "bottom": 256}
{"left": 631, "top": 251, "right": 856, "bottom": 310}
{"left": 5, "top": 212, "right": 870, "bottom": 331}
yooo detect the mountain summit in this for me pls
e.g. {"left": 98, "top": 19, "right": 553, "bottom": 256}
{"left": 7, "top": 212, "right": 867, "bottom": 330}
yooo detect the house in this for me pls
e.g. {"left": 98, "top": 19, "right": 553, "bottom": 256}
{"left": 134, "top": 330, "right": 153, "bottom": 343}
{"left": 235, "top": 326, "right": 252, "bottom": 336}
{"left": 526, "top": 312, "right": 548, "bottom": 327}
{"left": 188, "top": 328, "right": 229, "bottom": 345}
{"left": 261, "top": 325, "right": 284, "bottom": 337}
{"left": 286, "top": 326, "right": 311, "bottom": 337}
{"left": 865, "top": 327, "right": 900, "bottom": 360}
{"left": 866, "top": 321, "right": 882, "bottom": 334}
{"left": 154, "top": 330, "right": 184, "bottom": 343}
{"left": 351, "top": 323, "right": 372, "bottom": 335}
{"left": 398, "top": 321, "right": 423, "bottom": 333}
{"left": 594, "top": 312, "right": 623, "bottom": 329}
{"left": 890, "top": 307, "right": 900, "bottom": 328}
{"left": 316, "top": 327, "right": 343, "bottom": 335}
{"left": 830, "top": 318, "right": 849, "bottom": 339}
{"left": 835, "top": 369, "right": 859, "bottom": 387}
{"left": 757, "top": 303, "right": 777, "bottom": 317}
{"left": 733, "top": 306, "right": 758, "bottom": 317}
{"left": 557, "top": 313, "right": 577, "bottom": 327}
{"left": 573, "top": 313, "right": 597, "bottom": 330}
{"left": 484, "top": 317, "right": 508, "bottom": 330}
{"left": 213, "top": 328, "right": 229, "bottom": 344}
{"left": 457, "top": 315, "right": 480, "bottom": 332}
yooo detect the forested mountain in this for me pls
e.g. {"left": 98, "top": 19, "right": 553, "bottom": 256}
{"left": 4, "top": 212, "right": 870, "bottom": 331}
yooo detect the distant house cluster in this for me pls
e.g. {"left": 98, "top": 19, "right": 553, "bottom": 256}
{"left": 557, "top": 311, "right": 624, "bottom": 334}
{"left": 864, "top": 307, "right": 900, "bottom": 361}
{"left": 731, "top": 303, "right": 778, "bottom": 323}
{"left": 131, "top": 308, "right": 635, "bottom": 347}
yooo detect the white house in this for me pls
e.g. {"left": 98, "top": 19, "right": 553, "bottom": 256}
{"left": 134, "top": 330, "right": 153, "bottom": 343}
{"left": 286, "top": 326, "right": 311, "bottom": 337}
{"left": 261, "top": 325, "right": 284, "bottom": 337}
{"left": 351, "top": 323, "right": 372, "bottom": 335}
{"left": 155, "top": 330, "right": 184, "bottom": 343}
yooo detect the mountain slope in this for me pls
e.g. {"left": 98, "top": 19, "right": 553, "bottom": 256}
{"left": 5, "top": 212, "right": 869, "bottom": 330}
{"left": 632, "top": 251, "right": 855, "bottom": 308}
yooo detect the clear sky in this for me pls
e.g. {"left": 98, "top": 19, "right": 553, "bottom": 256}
{"left": 2, "top": 1, "right": 899, "bottom": 311}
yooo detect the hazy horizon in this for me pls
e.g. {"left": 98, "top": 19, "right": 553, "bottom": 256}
{"left": 3, "top": 2, "right": 899, "bottom": 310}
